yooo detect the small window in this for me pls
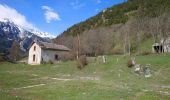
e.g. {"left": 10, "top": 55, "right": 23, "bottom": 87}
{"left": 55, "top": 55, "right": 58, "bottom": 60}
{"left": 34, "top": 46, "right": 36, "bottom": 51}
{"left": 33, "top": 54, "right": 36, "bottom": 62}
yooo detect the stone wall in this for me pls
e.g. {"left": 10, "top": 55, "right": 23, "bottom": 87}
{"left": 41, "top": 49, "right": 70, "bottom": 63}
{"left": 28, "top": 43, "right": 42, "bottom": 65}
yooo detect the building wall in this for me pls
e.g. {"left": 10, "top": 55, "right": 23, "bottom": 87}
{"left": 163, "top": 45, "right": 170, "bottom": 52}
{"left": 28, "top": 43, "right": 70, "bottom": 65}
{"left": 41, "top": 49, "right": 69, "bottom": 63}
{"left": 28, "top": 43, "right": 42, "bottom": 65}
{"left": 152, "top": 37, "right": 170, "bottom": 53}
{"left": 163, "top": 38, "right": 170, "bottom": 52}
{"left": 159, "top": 37, "right": 170, "bottom": 53}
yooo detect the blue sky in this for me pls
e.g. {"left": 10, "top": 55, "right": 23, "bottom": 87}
{"left": 0, "top": 0, "right": 126, "bottom": 37}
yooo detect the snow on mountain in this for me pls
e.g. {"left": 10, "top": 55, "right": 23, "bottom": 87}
{"left": 0, "top": 18, "right": 53, "bottom": 53}
{"left": 0, "top": 18, "right": 55, "bottom": 39}
{"left": 29, "top": 29, "right": 55, "bottom": 39}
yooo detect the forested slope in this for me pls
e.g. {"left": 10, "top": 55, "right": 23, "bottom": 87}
{"left": 55, "top": 0, "right": 170, "bottom": 55}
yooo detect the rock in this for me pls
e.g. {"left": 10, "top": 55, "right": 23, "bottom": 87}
{"left": 134, "top": 64, "right": 141, "bottom": 74}
{"left": 134, "top": 64, "right": 140, "bottom": 72}
{"left": 97, "top": 56, "right": 106, "bottom": 64}
{"left": 143, "top": 64, "right": 151, "bottom": 78}
{"left": 102, "top": 56, "right": 106, "bottom": 63}
{"left": 127, "top": 57, "right": 136, "bottom": 68}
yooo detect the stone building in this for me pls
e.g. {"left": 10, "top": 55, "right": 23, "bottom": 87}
{"left": 152, "top": 37, "right": 170, "bottom": 53}
{"left": 28, "top": 41, "right": 70, "bottom": 65}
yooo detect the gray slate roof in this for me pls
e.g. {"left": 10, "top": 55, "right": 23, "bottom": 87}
{"left": 34, "top": 41, "right": 70, "bottom": 51}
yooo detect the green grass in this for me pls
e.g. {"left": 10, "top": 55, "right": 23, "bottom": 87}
{"left": 0, "top": 54, "right": 170, "bottom": 100}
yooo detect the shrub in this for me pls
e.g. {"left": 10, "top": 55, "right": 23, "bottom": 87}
{"left": 41, "top": 60, "right": 46, "bottom": 64}
{"left": 141, "top": 51, "right": 152, "bottom": 55}
{"left": 111, "top": 45, "right": 124, "bottom": 55}
{"left": 48, "top": 60, "right": 54, "bottom": 64}
{"left": 127, "top": 58, "right": 136, "bottom": 68}
{"left": 62, "top": 52, "right": 75, "bottom": 61}
{"left": 77, "top": 55, "right": 88, "bottom": 70}
{"left": 0, "top": 54, "right": 5, "bottom": 62}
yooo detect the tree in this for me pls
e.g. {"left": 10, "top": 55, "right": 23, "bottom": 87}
{"left": 0, "top": 53, "right": 5, "bottom": 62}
{"left": 9, "top": 40, "right": 21, "bottom": 62}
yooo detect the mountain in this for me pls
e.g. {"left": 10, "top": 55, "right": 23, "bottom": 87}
{"left": 55, "top": 0, "right": 170, "bottom": 55}
{"left": 0, "top": 18, "right": 54, "bottom": 54}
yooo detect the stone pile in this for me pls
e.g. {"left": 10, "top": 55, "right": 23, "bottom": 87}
{"left": 128, "top": 58, "right": 151, "bottom": 78}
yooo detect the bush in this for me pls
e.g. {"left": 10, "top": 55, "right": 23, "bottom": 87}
{"left": 62, "top": 52, "right": 75, "bottom": 61}
{"left": 140, "top": 51, "right": 152, "bottom": 55}
{"left": 0, "top": 55, "right": 5, "bottom": 62}
{"left": 111, "top": 45, "right": 124, "bottom": 55}
{"left": 41, "top": 60, "right": 46, "bottom": 64}
{"left": 77, "top": 55, "right": 88, "bottom": 70}
{"left": 127, "top": 58, "right": 136, "bottom": 68}
{"left": 48, "top": 60, "right": 54, "bottom": 64}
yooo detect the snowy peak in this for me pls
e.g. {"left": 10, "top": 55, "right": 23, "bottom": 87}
{"left": 29, "top": 29, "right": 55, "bottom": 39}
{"left": 0, "top": 18, "right": 13, "bottom": 23}
{"left": 0, "top": 19, "right": 53, "bottom": 52}
{"left": 0, "top": 18, "right": 55, "bottom": 39}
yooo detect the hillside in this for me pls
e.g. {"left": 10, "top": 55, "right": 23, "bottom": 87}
{"left": 55, "top": 0, "right": 170, "bottom": 55}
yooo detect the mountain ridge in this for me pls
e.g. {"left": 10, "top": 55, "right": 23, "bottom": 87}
{"left": 57, "top": 0, "right": 170, "bottom": 36}
{"left": 0, "top": 19, "right": 53, "bottom": 55}
{"left": 0, "top": 18, "right": 55, "bottom": 39}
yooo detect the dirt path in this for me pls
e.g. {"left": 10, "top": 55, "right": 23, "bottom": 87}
{"left": 13, "top": 84, "right": 46, "bottom": 90}
{"left": 31, "top": 76, "right": 100, "bottom": 81}
{"left": 13, "top": 76, "right": 100, "bottom": 90}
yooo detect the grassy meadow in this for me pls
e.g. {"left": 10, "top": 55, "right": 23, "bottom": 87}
{"left": 0, "top": 54, "right": 170, "bottom": 100}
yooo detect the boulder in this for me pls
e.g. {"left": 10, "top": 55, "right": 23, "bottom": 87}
{"left": 143, "top": 64, "right": 151, "bottom": 78}
{"left": 127, "top": 57, "right": 136, "bottom": 68}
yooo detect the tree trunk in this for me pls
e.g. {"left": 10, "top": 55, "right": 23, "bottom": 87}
{"left": 77, "top": 34, "right": 80, "bottom": 59}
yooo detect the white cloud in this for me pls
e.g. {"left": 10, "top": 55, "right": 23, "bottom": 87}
{"left": 42, "top": 6, "right": 61, "bottom": 23}
{"left": 70, "top": 0, "right": 85, "bottom": 10}
{"left": 0, "top": 4, "right": 37, "bottom": 30}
